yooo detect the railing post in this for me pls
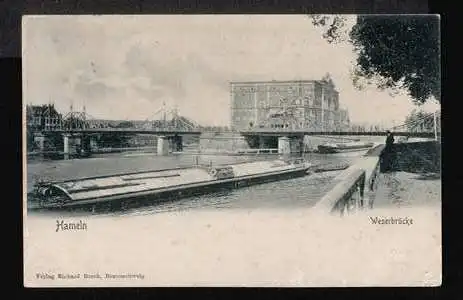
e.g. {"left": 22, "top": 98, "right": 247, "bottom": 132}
{"left": 349, "top": 188, "right": 355, "bottom": 213}
{"left": 360, "top": 173, "right": 365, "bottom": 209}
{"left": 345, "top": 187, "right": 354, "bottom": 215}
{"left": 357, "top": 184, "right": 362, "bottom": 209}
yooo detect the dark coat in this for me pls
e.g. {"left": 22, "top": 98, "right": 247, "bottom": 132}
{"left": 385, "top": 133, "right": 395, "bottom": 150}
{"left": 382, "top": 133, "right": 396, "bottom": 172}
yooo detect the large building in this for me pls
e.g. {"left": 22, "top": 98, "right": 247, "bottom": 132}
{"left": 26, "top": 104, "right": 63, "bottom": 132}
{"left": 230, "top": 76, "right": 350, "bottom": 131}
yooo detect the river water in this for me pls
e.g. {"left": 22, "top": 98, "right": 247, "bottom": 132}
{"left": 26, "top": 150, "right": 367, "bottom": 217}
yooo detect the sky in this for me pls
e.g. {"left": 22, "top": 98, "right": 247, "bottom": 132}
{"left": 22, "top": 15, "right": 440, "bottom": 127}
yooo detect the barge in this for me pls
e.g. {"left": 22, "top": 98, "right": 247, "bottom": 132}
{"left": 27, "top": 158, "right": 312, "bottom": 211}
{"left": 317, "top": 142, "right": 375, "bottom": 154}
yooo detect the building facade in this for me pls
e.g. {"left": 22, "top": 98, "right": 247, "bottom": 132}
{"left": 230, "top": 77, "right": 350, "bottom": 131}
{"left": 26, "top": 104, "right": 63, "bottom": 132}
{"left": 338, "top": 108, "right": 350, "bottom": 131}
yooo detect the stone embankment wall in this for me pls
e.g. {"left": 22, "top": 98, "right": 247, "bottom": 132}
{"left": 315, "top": 140, "right": 441, "bottom": 213}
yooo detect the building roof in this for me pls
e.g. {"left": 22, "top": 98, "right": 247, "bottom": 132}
{"left": 26, "top": 104, "right": 61, "bottom": 117}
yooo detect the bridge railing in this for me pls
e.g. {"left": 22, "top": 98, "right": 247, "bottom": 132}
{"left": 87, "top": 127, "right": 200, "bottom": 132}
{"left": 313, "top": 144, "right": 384, "bottom": 215}
{"left": 239, "top": 128, "right": 437, "bottom": 138}
{"left": 313, "top": 169, "right": 367, "bottom": 216}
{"left": 44, "top": 127, "right": 201, "bottom": 132}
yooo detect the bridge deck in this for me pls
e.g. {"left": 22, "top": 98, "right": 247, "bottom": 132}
{"left": 41, "top": 128, "right": 202, "bottom": 135}
{"left": 239, "top": 130, "right": 438, "bottom": 137}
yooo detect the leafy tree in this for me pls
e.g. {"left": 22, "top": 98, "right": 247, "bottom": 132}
{"left": 403, "top": 109, "right": 437, "bottom": 132}
{"left": 116, "top": 121, "right": 135, "bottom": 128}
{"left": 311, "top": 15, "right": 440, "bottom": 104}
{"left": 311, "top": 15, "right": 349, "bottom": 44}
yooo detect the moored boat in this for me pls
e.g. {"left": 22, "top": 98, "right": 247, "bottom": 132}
{"left": 317, "top": 141, "right": 375, "bottom": 154}
{"left": 27, "top": 158, "right": 312, "bottom": 211}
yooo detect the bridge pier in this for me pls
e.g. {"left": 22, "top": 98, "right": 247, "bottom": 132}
{"left": 278, "top": 137, "right": 290, "bottom": 155}
{"left": 258, "top": 136, "right": 265, "bottom": 149}
{"left": 33, "top": 133, "right": 46, "bottom": 152}
{"left": 173, "top": 135, "right": 183, "bottom": 152}
{"left": 62, "top": 134, "right": 82, "bottom": 155}
{"left": 157, "top": 135, "right": 183, "bottom": 155}
{"left": 63, "top": 134, "right": 70, "bottom": 154}
{"left": 74, "top": 135, "right": 82, "bottom": 154}
{"left": 278, "top": 136, "right": 303, "bottom": 155}
{"left": 90, "top": 136, "right": 98, "bottom": 151}
{"left": 81, "top": 135, "right": 97, "bottom": 154}
{"left": 157, "top": 136, "right": 170, "bottom": 156}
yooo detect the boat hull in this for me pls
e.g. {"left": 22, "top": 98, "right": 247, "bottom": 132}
{"left": 28, "top": 165, "right": 310, "bottom": 212}
{"left": 317, "top": 143, "right": 375, "bottom": 154}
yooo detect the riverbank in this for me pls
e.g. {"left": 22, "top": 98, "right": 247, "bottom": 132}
{"left": 371, "top": 171, "right": 441, "bottom": 208}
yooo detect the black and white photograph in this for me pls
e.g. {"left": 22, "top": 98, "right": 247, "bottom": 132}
{"left": 23, "top": 14, "right": 441, "bottom": 287}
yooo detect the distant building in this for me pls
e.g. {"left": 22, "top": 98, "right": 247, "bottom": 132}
{"left": 26, "top": 104, "right": 62, "bottom": 132}
{"left": 230, "top": 76, "right": 350, "bottom": 131}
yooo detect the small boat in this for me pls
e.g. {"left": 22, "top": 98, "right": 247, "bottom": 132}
{"left": 317, "top": 141, "right": 375, "bottom": 154}
{"left": 27, "top": 158, "right": 312, "bottom": 211}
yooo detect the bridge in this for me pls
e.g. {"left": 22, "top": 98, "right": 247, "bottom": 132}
{"left": 38, "top": 103, "right": 201, "bottom": 134}
{"left": 241, "top": 110, "right": 440, "bottom": 137}
{"left": 239, "top": 110, "right": 441, "bottom": 154}
{"left": 48, "top": 128, "right": 202, "bottom": 135}
{"left": 30, "top": 103, "right": 203, "bottom": 156}
{"left": 29, "top": 102, "right": 440, "bottom": 157}
{"left": 239, "top": 130, "right": 437, "bottom": 138}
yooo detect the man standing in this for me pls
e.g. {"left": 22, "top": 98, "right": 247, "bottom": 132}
{"left": 383, "top": 130, "right": 395, "bottom": 172}
{"left": 385, "top": 130, "right": 395, "bottom": 150}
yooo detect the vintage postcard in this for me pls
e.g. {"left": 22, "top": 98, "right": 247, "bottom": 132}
{"left": 23, "top": 14, "right": 441, "bottom": 287}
